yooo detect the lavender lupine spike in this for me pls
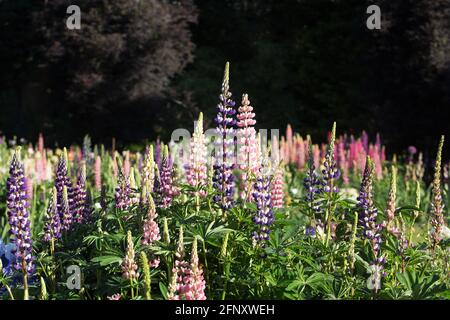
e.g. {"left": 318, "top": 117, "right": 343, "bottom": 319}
{"left": 212, "top": 62, "right": 236, "bottom": 212}
{"left": 141, "top": 194, "right": 161, "bottom": 246}
{"left": 115, "top": 170, "right": 131, "bottom": 210}
{"left": 430, "top": 136, "right": 445, "bottom": 249}
{"left": 304, "top": 139, "right": 323, "bottom": 220}
{"left": 156, "top": 146, "right": 175, "bottom": 208}
{"left": 61, "top": 186, "right": 72, "bottom": 231}
{"left": 55, "top": 150, "right": 74, "bottom": 231}
{"left": 251, "top": 168, "right": 274, "bottom": 250}
{"left": 73, "top": 164, "right": 90, "bottom": 224}
{"left": 43, "top": 187, "right": 61, "bottom": 243}
{"left": 357, "top": 156, "right": 386, "bottom": 290}
{"left": 6, "top": 151, "right": 35, "bottom": 298}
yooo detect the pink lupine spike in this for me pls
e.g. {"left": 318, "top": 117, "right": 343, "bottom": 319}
{"left": 95, "top": 155, "right": 102, "bottom": 191}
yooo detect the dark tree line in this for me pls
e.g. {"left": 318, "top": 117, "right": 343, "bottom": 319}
{"left": 0, "top": 0, "right": 449, "bottom": 157}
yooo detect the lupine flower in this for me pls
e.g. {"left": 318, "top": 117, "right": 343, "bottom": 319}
{"left": 322, "top": 122, "right": 340, "bottom": 193}
{"left": 156, "top": 146, "right": 176, "bottom": 208}
{"left": 55, "top": 150, "right": 74, "bottom": 231}
{"left": 430, "top": 136, "right": 445, "bottom": 249}
{"left": 357, "top": 156, "right": 387, "bottom": 291}
{"left": 271, "top": 165, "right": 284, "bottom": 209}
{"left": 168, "top": 226, "right": 192, "bottom": 300}
{"left": 212, "top": 62, "right": 236, "bottom": 211}
{"left": 43, "top": 187, "right": 61, "bottom": 242}
{"left": 236, "top": 94, "right": 259, "bottom": 201}
{"left": 61, "top": 186, "right": 72, "bottom": 231}
{"left": 123, "top": 151, "right": 131, "bottom": 178}
{"left": 186, "top": 112, "right": 208, "bottom": 195}
{"left": 186, "top": 237, "right": 206, "bottom": 300}
{"left": 252, "top": 169, "right": 274, "bottom": 249}
{"left": 6, "top": 152, "right": 35, "bottom": 278}
{"left": 73, "top": 164, "right": 91, "bottom": 224}
{"left": 115, "top": 170, "right": 131, "bottom": 210}
{"left": 122, "top": 231, "right": 138, "bottom": 281}
{"left": 141, "top": 195, "right": 161, "bottom": 245}
{"left": 304, "top": 141, "right": 323, "bottom": 215}
{"left": 94, "top": 155, "right": 102, "bottom": 191}
{"left": 141, "top": 145, "right": 155, "bottom": 194}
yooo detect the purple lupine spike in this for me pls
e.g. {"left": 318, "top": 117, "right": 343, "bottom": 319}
{"left": 212, "top": 62, "right": 236, "bottom": 211}
{"left": 55, "top": 149, "right": 74, "bottom": 231}
{"left": 156, "top": 146, "right": 175, "bottom": 208}
{"left": 43, "top": 187, "right": 61, "bottom": 242}
{"left": 73, "top": 164, "right": 91, "bottom": 224}
{"left": 304, "top": 140, "right": 323, "bottom": 215}
{"left": 357, "top": 156, "right": 386, "bottom": 289}
{"left": 155, "top": 139, "right": 162, "bottom": 171}
{"left": 6, "top": 152, "right": 35, "bottom": 277}
{"left": 115, "top": 170, "right": 131, "bottom": 210}
{"left": 61, "top": 186, "right": 72, "bottom": 231}
{"left": 251, "top": 169, "right": 274, "bottom": 250}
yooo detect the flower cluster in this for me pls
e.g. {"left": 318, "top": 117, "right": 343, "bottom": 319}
{"left": 236, "top": 94, "right": 259, "bottom": 201}
{"left": 73, "top": 165, "right": 91, "bottom": 224}
{"left": 122, "top": 231, "right": 139, "bottom": 281}
{"left": 304, "top": 141, "right": 322, "bottom": 214}
{"left": 322, "top": 122, "right": 340, "bottom": 193}
{"left": 168, "top": 226, "right": 192, "bottom": 300}
{"left": 187, "top": 238, "right": 206, "bottom": 300}
{"left": 357, "top": 156, "right": 386, "bottom": 288}
{"left": 186, "top": 112, "right": 208, "bottom": 195}
{"left": 252, "top": 170, "right": 274, "bottom": 248}
{"left": 115, "top": 170, "right": 131, "bottom": 210}
{"left": 141, "top": 195, "right": 161, "bottom": 245}
{"left": 55, "top": 151, "right": 74, "bottom": 231}
{"left": 212, "top": 62, "right": 236, "bottom": 211}
{"left": 156, "top": 146, "right": 176, "bottom": 208}
{"left": 430, "top": 136, "right": 445, "bottom": 249}
{"left": 43, "top": 187, "right": 61, "bottom": 242}
{"left": 6, "top": 152, "right": 35, "bottom": 276}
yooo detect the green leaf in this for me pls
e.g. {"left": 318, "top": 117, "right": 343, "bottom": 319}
{"left": 91, "top": 255, "right": 122, "bottom": 266}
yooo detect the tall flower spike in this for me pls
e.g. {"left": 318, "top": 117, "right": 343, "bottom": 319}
{"left": 141, "top": 194, "right": 161, "bottom": 245}
{"left": 142, "top": 145, "right": 155, "bottom": 194}
{"left": 94, "top": 155, "right": 102, "bottom": 192}
{"left": 187, "top": 237, "right": 206, "bottom": 300}
{"left": 187, "top": 112, "right": 208, "bottom": 195}
{"left": 304, "top": 139, "right": 323, "bottom": 218}
{"left": 156, "top": 146, "right": 175, "bottom": 208}
{"left": 168, "top": 226, "right": 192, "bottom": 300}
{"left": 43, "top": 187, "right": 61, "bottom": 242}
{"left": 386, "top": 166, "right": 397, "bottom": 226}
{"left": 271, "top": 164, "right": 284, "bottom": 209}
{"left": 73, "top": 164, "right": 90, "bottom": 224}
{"left": 212, "top": 62, "right": 236, "bottom": 211}
{"left": 115, "top": 170, "right": 131, "bottom": 210}
{"left": 55, "top": 150, "right": 74, "bottom": 231}
{"left": 430, "top": 136, "right": 445, "bottom": 249}
{"left": 61, "top": 186, "right": 72, "bottom": 231}
{"left": 236, "top": 94, "right": 258, "bottom": 201}
{"left": 357, "top": 156, "right": 386, "bottom": 291}
{"left": 122, "top": 231, "right": 138, "bottom": 281}
{"left": 252, "top": 168, "right": 274, "bottom": 250}
{"left": 6, "top": 151, "right": 35, "bottom": 282}
{"left": 322, "top": 122, "right": 340, "bottom": 193}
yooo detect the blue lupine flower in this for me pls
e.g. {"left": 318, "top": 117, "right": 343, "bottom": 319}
{"left": 212, "top": 62, "right": 236, "bottom": 211}
{"left": 0, "top": 240, "right": 16, "bottom": 276}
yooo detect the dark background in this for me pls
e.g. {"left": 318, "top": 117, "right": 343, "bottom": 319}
{"left": 0, "top": 0, "right": 449, "bottom": 158}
